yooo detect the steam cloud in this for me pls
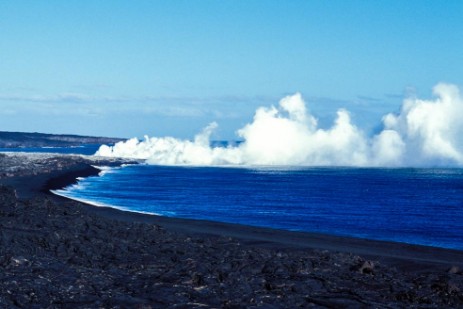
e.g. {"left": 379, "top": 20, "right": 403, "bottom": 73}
{"left": 96, "top": 83, "right": 463, "bottom": 167}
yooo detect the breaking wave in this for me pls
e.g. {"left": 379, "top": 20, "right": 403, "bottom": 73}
{"left": 96, "top": 83, "right": 463, "bottom": 167}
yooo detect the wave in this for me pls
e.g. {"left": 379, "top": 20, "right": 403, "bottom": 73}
{"left": 51, "top": 188, "right": 161, "bottom": 216}
{"left": 91, "top": 165, "right": 119, "bottom": 176}
{"left": 95, "top": 83, "right": 463, "bottom": 167}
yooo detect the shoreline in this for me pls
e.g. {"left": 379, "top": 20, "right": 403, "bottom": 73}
{"left": 42, "top": 160, "right": 463, "bottom": 264}
{"left": 46, "top": 162, "right": 463, "bottom": 260}
{"left": 1, "top": 153, "right": 463, "bottom": 307}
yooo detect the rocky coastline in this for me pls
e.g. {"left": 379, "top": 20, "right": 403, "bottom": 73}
{"left": 0, "top": 153, "right": 463, "bottom": 308}
{"left": 0, "top": 131, "right": 123, "bottom": 148}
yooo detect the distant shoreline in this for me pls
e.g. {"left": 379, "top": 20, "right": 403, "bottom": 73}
{"left": 0, "top": 130, "right": 123, "bottom": 148}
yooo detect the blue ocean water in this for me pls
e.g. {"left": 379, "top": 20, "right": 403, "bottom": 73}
{"left": 53, "top": 165, "right": 463, "bottom": 250}
{"left": 0, "top": 145, "right": 101, "bottom": 155}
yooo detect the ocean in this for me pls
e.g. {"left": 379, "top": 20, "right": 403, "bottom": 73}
{"left": 3, "top": 145, "right": 461, "bottom": 250}
{"left": 53, "top": 164, "right": 463, "bottom": 251}
{"left": 0, "top": 145, "right": 101, "bottom": 155}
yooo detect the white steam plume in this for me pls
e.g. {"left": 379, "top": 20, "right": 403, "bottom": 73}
{"left": 96, "top": 83, "right": 463, "bottom": 167}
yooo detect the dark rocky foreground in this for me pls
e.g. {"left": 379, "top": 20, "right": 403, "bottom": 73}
{"left": 1, "top": 154, "right": 463, "bottom": 308}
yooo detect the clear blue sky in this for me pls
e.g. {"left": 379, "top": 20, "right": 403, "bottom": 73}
{"left": 0, "top": 1, "right": 462, "bottom": 139}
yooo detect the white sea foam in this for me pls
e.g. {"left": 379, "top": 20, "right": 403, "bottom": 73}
{"left": 52, "top": 182, "right": 87, "bottom": 193}
{"left": 91, "top": 165, "right": 120, "bottom": 176}
{"left": 51, "top": 189, "right": 162, "bottom": 216}
{"left": 95, "top": 83, "right": 463, "bottom": 167}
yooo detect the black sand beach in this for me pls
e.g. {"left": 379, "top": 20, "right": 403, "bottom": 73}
{"left": 1, "top": 153, "right": 463, "bottom": 308}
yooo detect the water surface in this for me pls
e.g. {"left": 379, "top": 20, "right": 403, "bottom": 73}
{"left": 54, "top": 165, "right": 463, "bottom": 250}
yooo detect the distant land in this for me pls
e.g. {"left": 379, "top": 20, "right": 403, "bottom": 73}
{"left": 0, "top": 131, "right": 124, "bottom": 148}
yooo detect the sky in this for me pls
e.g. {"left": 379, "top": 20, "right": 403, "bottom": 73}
{"left": 0, "top": 1, "right": 462, "bottom": 139}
